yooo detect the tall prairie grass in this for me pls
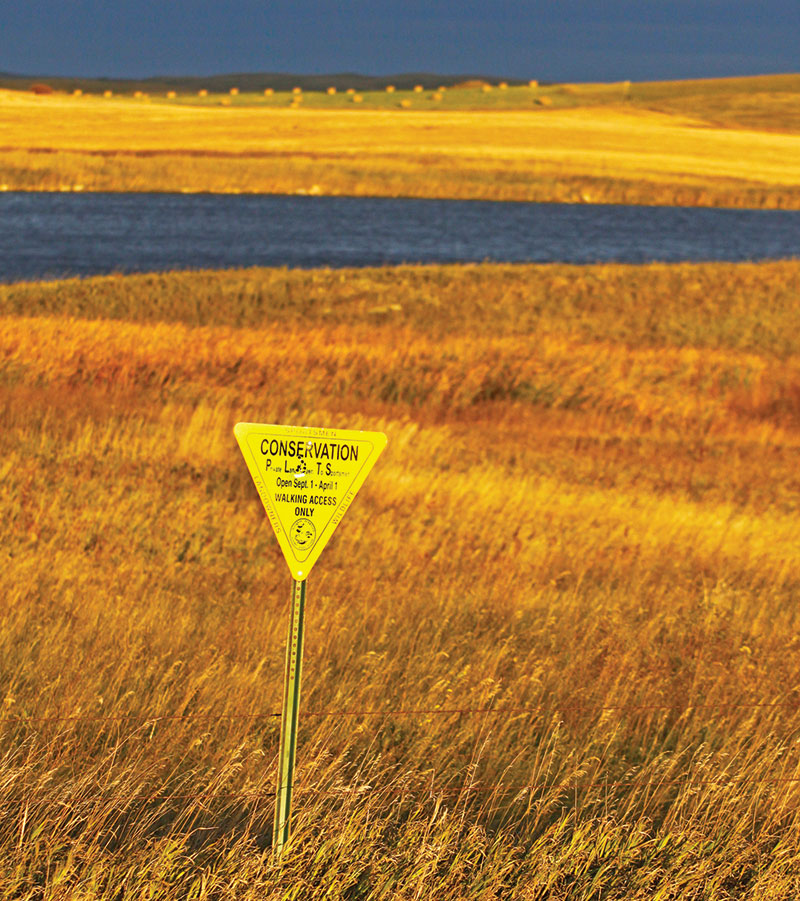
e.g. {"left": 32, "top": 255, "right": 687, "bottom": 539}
{"left": 1, "top": 261, "right": 800, "bottom": 897}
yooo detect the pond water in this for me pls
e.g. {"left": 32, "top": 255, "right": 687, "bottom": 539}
{"left": 1, "top": 191, "right": 798, "bottom": 283}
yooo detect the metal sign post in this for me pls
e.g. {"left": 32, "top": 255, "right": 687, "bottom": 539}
{"left": 273, "top": 577, "right": 306, "bottom": 856}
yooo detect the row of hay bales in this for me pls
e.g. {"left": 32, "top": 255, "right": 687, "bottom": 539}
{"left": 36, "top": 79, "right": 541, "bottom": 99}
{"left": 49, "top": 87, "right": 437, "bottom": 105}
{"left": 219, "top": 80, "right": 541, "bottom": 95}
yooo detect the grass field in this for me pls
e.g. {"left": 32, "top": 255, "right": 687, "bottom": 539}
{"left": 2, "top": 260, "right": 800, "bottom": 897}
{"left": 3, "top": 74, "right": 800, "bottom": 207}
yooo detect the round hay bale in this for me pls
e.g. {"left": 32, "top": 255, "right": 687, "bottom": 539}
{"left": 528, "top": 79, "right": 539, "bottom": 88}
{"left": 481, "top": 84, "right": 492, "bottom": 92}
{"left": 166, "top": 90, "right": 176, "bottom": 98}
{"left": 133, "top": 90, "right": 143, "bottom": 98}
{"left": 327, "top": 86, "right": 336, "bottom": 95}
{"left": 432, "top": 92, "right": 443, "bottom": 101}
{"left": 292, "top": 86, "right": 302, "bottom": 95}
{"left": 352, "top": 94, "right": 363, "bottom": 103}
{"left": 103, "top": 89, "right": 113, "bottom": 98}
{"left": 230, "top": 87, "right": 239, "bottom": 95}
{"left": 499, "top": 81, "right": 508, "bottom": 90}
{"left": 346, "top": 88, "right": 355, "bottom": 94}
{"left": 385, "top": 85, "right": 395, "bottom": 93}
{"left": 413, "top": 84, "right": 423, "bottom": 92}
{"left": 198, "top": 89, "right": 208, "bottom": 97}
{"left": 72, "top": 89, "right": 83, "bottom": 96}
{"left": 399, "top": 99, "right": 412, "bottom": 108}
{"left": 264, "top": 88, "right": 274, "bottom": 96}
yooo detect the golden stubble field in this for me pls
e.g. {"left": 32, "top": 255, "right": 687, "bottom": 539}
{"left": 2, "top": 261, "right": 800, "bottom": 898}
{"left": 3, "top": 78, "right": 800, "bottom": 206}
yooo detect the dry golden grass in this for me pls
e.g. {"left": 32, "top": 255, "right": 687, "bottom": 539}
{"left": 2, "top": 260, "right": 800, "bottom": 896}
{"left": 2, "top": 83, "right": 800, "bottom": 206}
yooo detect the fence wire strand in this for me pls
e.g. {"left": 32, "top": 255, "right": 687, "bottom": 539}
{"left": 6, "top": 774, "right": 800, "bottom": 809}
{"left": 2, "top": 698, "right": 800, "bottom": 727}
{"left": 4, "top": 699, "right": 799, "bottom": 810}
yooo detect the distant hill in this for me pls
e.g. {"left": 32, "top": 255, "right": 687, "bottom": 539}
{"left": 0, "top": 71, "right": 531, "bottom": 94}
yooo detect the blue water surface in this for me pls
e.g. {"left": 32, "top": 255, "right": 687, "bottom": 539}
{"left": 1, "top": 192, "right": 798, "bottom": 282}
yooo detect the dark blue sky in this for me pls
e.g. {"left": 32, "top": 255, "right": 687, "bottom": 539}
{"left": 4, "top": 0, "right": 798, "bottom": 82}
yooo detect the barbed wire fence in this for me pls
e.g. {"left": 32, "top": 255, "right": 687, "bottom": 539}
{"left": 3, "top": 697, "right": 800, "bottom": 809}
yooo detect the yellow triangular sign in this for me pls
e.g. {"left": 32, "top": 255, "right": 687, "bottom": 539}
{"left": 234, "top": 422, "right": 387, "bottom": 581}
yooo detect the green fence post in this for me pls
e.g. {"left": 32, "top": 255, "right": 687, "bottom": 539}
{"left": 273, "top": 577, "right": 306, "bottom": 857}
